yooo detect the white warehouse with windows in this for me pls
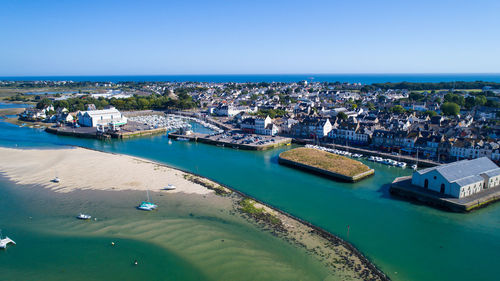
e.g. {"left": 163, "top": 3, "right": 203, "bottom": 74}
{"left": 411, "top": 157, "right": 500, "bottom": 198}
{"left": 77, "top": 106, "right": 127, "bottom": 127}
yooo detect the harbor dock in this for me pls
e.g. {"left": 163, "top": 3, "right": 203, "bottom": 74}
{"left": 168, "top": 132, "right": 292, "bottom": 150}
{"left": 46, "top": 121, "right": 168, "bottom": 139}
{"left": 390, "top": 176, "right": 500, "bottom": 212}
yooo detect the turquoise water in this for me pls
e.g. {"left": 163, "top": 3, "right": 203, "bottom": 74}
{"left": 0, "top": 178, "right": 331, "bottom": 281}
{"left": 1, "top": 112, "right": 500, "bottom": 280}
{"left": 1, "top": 73, "right": 500, "bottom": 83}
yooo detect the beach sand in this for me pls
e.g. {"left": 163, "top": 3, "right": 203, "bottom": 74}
{"left": 0, "top": 147, "right": 387, "bottom": 281}
{"left": 0, "top": 147, "right": 212, "bottom": 194}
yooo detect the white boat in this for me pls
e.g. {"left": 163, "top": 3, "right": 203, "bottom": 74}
{"left": 0, "top": 230, "right": 15, "bottom": 249}
{"left": 396, "top": 162, "right": 407, "bottom": 168}
{"left": 412, "top": 164, "right": 418, "bottom": 170}
{"left": 163, "top": 184, "right": 176, "bottom": 190}
{"left": 138, "top": 190, "right": 157, "bottom": 211}
{"left": 52, "top": 177, "right": 60, "bottom": 183}
{"left": 77, "top": 213, "right": 92, "bottom": 220}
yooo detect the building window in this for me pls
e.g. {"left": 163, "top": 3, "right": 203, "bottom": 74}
{"left": 440, "top": 184, "right": 445, "bottom": 194}
{"left": 434, "top": 176, "right": 436, "bottom": 180}
{"left": 424, "top": 179, "right": 429, "bottom": 189}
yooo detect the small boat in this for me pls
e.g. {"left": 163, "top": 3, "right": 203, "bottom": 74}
{"left": 52, "top": 177, "right": 60, "bottom": 183}
{"left": 77, "top": 213, "right": 92, "bottom": 220}
{"left": 163, "top": 184, "right": 176, "bottom": 190}
{"left": 411, "top": 164, "right": 418, "bottom": 170}
{"left": 0, "top": 230, "right": 16, "bottom": 249}
{"left": 137, "top": 190, "right": 157, "bottom": 211}
{"left": 396, "top": 162, "right": 407, "bottom": 168}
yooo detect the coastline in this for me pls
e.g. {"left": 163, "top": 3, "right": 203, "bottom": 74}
{"left": 0, "top": 146, "right": 389, "bottom": 281}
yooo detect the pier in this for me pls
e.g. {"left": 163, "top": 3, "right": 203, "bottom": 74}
{"left": 390, "top": 176, "right": 500, "bottom": 212}
{"left": 45, "top": 121, "right": 168, "bottom": 139}
{"left": 168, "top": 132, "right": 292, "bottom": 150}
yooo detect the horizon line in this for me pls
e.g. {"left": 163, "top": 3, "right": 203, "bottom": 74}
{"left": 1, "top": 72, "right": 500, "bottom": 78}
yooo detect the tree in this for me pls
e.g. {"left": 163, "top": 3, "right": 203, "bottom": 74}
{"left": 465, "top": 96, "right": 476, "bottom": 110}
{"left": 337, "top": 112, "right": 348, "bottom": 120}
{"left": 390, "top": 105, "right": 405, "bottom": 114}
{"left": 444, "top": 93, "right": 464, "bottom": 106}
{"left": 36, "top": 98, "right": 52, "bottom": 109}
{"left": 409, "top": 92, "right": 425, "bottom": 101}
{"left": 367, "top": 102, "right": 375, "bottom": 110}
{"left": 441, "top": 102, "right": 460, "bottom": 116}
{"left": 423, "top": 110, "right": 437, "bottom": 117}
{"left": 475, "top": 95, "right": 487, "bottom": 106}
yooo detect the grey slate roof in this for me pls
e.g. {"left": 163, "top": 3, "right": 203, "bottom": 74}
{"left": 417, "top": 157, "right": 500, "bottom": 184}
{"left": 454, "top": 175, "right": 484, "bottom": 187}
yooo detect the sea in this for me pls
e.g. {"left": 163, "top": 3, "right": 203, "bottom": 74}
{"left": 1, "top": 73, "right": 500, "bottom": 84}
{"left": 1, "top": 103, "right": 500, "bottom": 281}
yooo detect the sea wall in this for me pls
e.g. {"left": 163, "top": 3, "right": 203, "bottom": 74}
{"left": 168, "top": 133, "right": 291, "bottom": 151}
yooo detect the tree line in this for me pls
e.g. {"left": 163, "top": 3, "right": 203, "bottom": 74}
{"left": 35, "top": 93, "right": 197, "bottom": 112}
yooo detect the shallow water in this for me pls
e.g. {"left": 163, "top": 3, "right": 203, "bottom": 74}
{"left": 0, "top": 179, "right": 333, "bottom": 281}
{"left": 1, "top": 112, "right": 500, "bottom": 281}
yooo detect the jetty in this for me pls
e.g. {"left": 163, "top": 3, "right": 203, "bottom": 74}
{"left": 168, "top": 132, "right": 292, "bottom": 151}
{"left": 45, "top": 121, "right": 169, "bottom": 139}
{"left": 390, "top": 176, "right": 500, "bottom": 212}
{"left": 278, "top": 147, "right": 374, "bottom": 182}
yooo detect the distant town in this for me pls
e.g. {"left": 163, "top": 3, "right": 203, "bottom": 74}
{"left": 2, "top": 79, "right": 499, "bottom": 164}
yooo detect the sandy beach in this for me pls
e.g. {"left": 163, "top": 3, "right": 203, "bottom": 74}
{"left": 0, "top": 146, "right": 387, "bottom": 281}
{"left": 0, "top": 147, "right": 213, "bottom": 194}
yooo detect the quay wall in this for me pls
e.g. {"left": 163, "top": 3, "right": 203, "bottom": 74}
{"left": 168, "top": 133, "right": 291, "bottom": 151}
{"left": 277, "top": 155, "right": 374, "bottom": 182}
{"left": 294, "top": 139, "right": 439, "bottom": 168}
{"left": 45, "top": 127, "right": 97, "bottom": 139}
{"left": 390, "top": 177, "right": 500, "bottom": 212}
{"left": 46, "top": 126, "right": 167, "bottom": 140}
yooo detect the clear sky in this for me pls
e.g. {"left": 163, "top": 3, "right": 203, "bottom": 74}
{"left": 1, "top": 0, "right": 499, "bottom": 76}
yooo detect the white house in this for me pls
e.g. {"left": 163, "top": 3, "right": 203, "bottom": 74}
{"left": 411, "top": 157, "right": 500, "bottom": 198}
{"left": 240, "top": 116, "right": 278, "bottom": 135}
{"left": 77, "top": 106, "right": 127, "bottom": 127}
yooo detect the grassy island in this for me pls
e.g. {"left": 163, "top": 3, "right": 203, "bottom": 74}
{"left": 279, "top": 147, "right": 374, "bottom": 182}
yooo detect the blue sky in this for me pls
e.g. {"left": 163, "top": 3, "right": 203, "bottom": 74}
{"left": 1, "top": 0, "right": 499, "bottom": 75}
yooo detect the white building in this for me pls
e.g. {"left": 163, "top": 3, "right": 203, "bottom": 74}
{"left": 240, "top": 116, "right": 278, "bottom": 135}
{"left": 216, "top": 105, "right": 254, "bottom": 117}
{"left": 77, "top": 106, "right": 127, "bottom": 127}
{"left": 411, "top": 157, "right": 500, "bottom": 198}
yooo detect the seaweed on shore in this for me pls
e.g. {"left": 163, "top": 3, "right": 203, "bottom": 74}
{"left": 238, "top": 198, "right": 285, "bottom": 231}
{"left": 183, "top": 174, "right": 232, "bottom": 196}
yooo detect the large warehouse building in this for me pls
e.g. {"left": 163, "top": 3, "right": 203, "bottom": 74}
{"left": 77, "top": 106, "right": 127, "bottom": 128}
{"left": 411, "top": 157, "right": 500, "bottom": 198}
